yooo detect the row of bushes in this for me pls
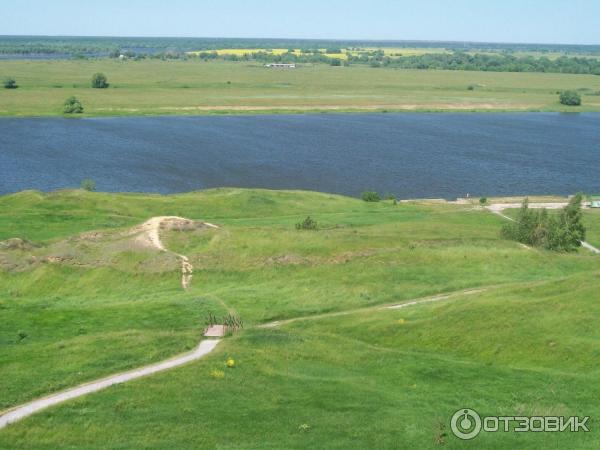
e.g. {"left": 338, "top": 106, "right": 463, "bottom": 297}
{"left": 3, "top": 73, "right": 109, "bottom": 90}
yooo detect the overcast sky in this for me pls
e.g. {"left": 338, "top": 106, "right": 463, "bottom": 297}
{"left": 2, "top": 0, "right": 599, "bottom": 45}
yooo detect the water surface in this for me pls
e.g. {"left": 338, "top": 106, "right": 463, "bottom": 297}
{"left": 0, "top": 113, "right": 598, "bottom": 198}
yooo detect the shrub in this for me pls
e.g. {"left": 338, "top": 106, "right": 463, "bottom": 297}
{"left": 479, "top": 197, "right": 488, "bottom": 205}
{"left": 81, "top": 179, "right": 96, "bottom": 191}
{"left": 362, "top": 191, "right": 381, "bottom": 202}
{"left": 559, "top": 90, "right": 581, "bottom": 106}
{"left": 91, "top": 73, "right": 109, "bottom": 89}
{"left": 296, "top": 216, "right": 318, "bottom": 230}
{"left": 63, "top": 96, "right": 84, "bottom": 114}
{"left": 3, "top": 77, "right": 18, "bottom": 89}
{"left": 467, "top": 84, "right": 476, "bottom": 91}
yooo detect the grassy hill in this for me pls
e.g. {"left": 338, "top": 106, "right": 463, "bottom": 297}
{"left": 1, "top": 60, "right": 600, "bottom": 116}
{"left": 1, "top": 188, "right": 599, "bottom": 448}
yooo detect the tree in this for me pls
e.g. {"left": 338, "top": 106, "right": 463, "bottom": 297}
{"left": 295, "top": 216, "right": 318, "bottom": 230}
{"left": 63, "top": 96, "right": 84, "bottom": 114}
{"left": 3, "top": 77, "right": 18, "bottom": 89}
{"left": 91, "top": 73, "right": 109, "bottom": 89}
{"left": 559, "top": 90, "right": 581, "bottom": 106}
{"left": 501, "top": 195, "right": 585, "bottom": 251}
{"left": 553, "top": 193, "right": 585, "bottom": 251}
{"left": 81, "top": 179, "right": 96, "bottom": 191}
{"left": 362, "top": 191, "right": 381, "bottom": 202}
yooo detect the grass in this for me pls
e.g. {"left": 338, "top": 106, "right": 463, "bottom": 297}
{"left": 1, "top": 188, "right": 599, "bottom": 448}
{"left": 1, "top": 59, "right": 600, "bottom": 117}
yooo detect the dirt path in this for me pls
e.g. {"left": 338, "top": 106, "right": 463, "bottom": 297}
{"left": 0, "top": 288, "right": 485, "bottom": 430}
{"left": 136, "top": 216, "right": 219, "bottom": 289}
{"left": 0, "top": 340, "right": 220, "bottom": 430}
{"left": 259, "top": 288, "right": 486, "bottom": 329}
{"left": 0, "top": 216, "right": 223, "bottom": 430}
{"left": 486, "top": 203, "right": 600, "bottom": 254}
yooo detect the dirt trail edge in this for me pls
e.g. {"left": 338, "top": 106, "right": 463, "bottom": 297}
{"left": 0, "top": 340, "right": 220, "bottom": 430}
{"left": 259, "top": 288, "right": 486, "bottom": 329}
{"left": 137, "top": 216, "right": 219, "bottom": 289}
{"left": 486, "top": 203, "right": 600, "bottom": 254}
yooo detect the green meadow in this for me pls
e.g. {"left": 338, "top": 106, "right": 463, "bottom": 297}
{"left": 1, "top": 188, "right": 600, "bottom": 448}
{"left": 1, "top": 59, "right": 600, "bottom": 116}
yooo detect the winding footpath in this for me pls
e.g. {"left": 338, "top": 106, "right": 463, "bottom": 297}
{"left": 486, "top": 203, "right": 600, "bottom": 254}
{"left": 260, "top": 288, "right": 486, "bottom": 329}
{"left": 0, "top": 340, "right": 220, "bottom": 430}
{"left": 137, "top": 216, "right": 219, "bottom": 289}
{"left": 0, "top": 216, "right": 221, "bottom": 430}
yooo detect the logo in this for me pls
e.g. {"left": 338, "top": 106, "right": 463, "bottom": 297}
{"left": 450, "top": 408, "right": 590, "bottom": 440}
{"left": 451, "top": 409, "right": 482, "bottom": 440}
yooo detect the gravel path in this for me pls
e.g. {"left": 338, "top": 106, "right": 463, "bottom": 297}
{"left": 0, "top": 340, "right": 220, "bottom": 430}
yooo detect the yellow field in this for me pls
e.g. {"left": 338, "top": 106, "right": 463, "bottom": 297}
{"left": 187, "top": 48, "right": 348, "bottom": 59}
{"left": 187, "top": 47, "right": 600, "bottom": 62}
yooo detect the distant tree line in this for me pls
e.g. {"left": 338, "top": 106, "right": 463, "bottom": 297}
{"left": 379, "top": 52, "right": 600, "bottom": 75}
{"left": 192, "top": 50, "right": 600, "bottom": 75}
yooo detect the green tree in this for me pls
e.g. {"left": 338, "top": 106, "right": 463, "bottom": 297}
{"left": 362, "top": 191, "right": 381, "bottom": 202}
{"left": 559, "top": 90, "right": 581, "bottom": 106}
{"left": 80, "top": 179, "right": 96, "bottom": 192}
{"left": 3, "top": 77, "right": 18, "bottom": 89}
{"left": 295, "top": 216, "right": 318, "bottom": 230}
{"left": 501, "top": 195, "right": 585, "bottom": 251}
{"left": 63, "top": 97, "right": 84, "bottom": 114}
{"left": 91, "top": 73, "right": 109, "bottom": 89}
{"left": 553, "top": 193, "right": 585, "bottom": 251}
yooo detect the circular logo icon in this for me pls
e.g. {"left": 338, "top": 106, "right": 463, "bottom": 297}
{"left": 451, "top": 408, "right": 482, "bottom": 440}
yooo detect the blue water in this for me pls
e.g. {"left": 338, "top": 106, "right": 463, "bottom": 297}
{"left": 0, "top": 113, "right": 598, "bottom": 198}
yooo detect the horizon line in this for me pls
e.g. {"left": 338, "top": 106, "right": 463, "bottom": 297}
{"left": 1, "top": 34, "right": 599, "bottom": 48}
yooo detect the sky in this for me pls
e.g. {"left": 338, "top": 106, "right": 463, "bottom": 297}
{"left": 1, "top": 0, "right": 599, "bottom": 45}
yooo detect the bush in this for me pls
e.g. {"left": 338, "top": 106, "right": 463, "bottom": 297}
{"left": 81, "top": 179, "right": 96, "bottom": 191}
{"left": 296, "top": 216, "right": 318, "bottom": 230}
{"left": 3, "top": 77, "right": 18, "bottom": 89}
{"left": 501, "top": 195, "right": 585, "bottom": 251}
{"left": 330, "top": 58, "right": 342, "bottom": 66}
{"left": 479, "top": 197, "right": 488, "bottom": 205}
{"left": 63, "top": 96, "right": 84, "bottom": 114}
{"left": 467, "top": 84, "right": 476, "bottom": 91}
{"left": 91, "top": 73, "right": 109, "bottom": 89}
{"left": 362, "top": 191, "right": 381, "bottom": 202}
{"left": 559, "top": 90, "right": 581, "bottom": 106}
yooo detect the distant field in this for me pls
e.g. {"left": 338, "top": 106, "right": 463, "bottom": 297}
{"left": 189, "top": 48, "right": 347, "bottom": 60}
{"left": 1, "top": 59, "right": 600, "bottom": 116}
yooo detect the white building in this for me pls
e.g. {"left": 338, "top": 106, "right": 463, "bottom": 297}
{"left": 265, "top": 63, "right": 296, "bottom": 69}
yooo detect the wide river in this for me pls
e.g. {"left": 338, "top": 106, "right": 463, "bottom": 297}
{"left": 1, "top": 113, "right": 598, "bottom": 198}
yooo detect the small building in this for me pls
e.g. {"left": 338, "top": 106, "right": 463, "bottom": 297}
{"left": 265, "top": 63, "right": 296, "bottom": 69}
{"left": 592, "top": 200, "right": 600, "bottom": 208}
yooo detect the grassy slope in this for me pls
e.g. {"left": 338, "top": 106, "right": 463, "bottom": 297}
{"left": 1, "top": 189, "right": 599, "bottom": 448}
{"left": 1, "top": 60, "right": 600, "bottom": 117}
